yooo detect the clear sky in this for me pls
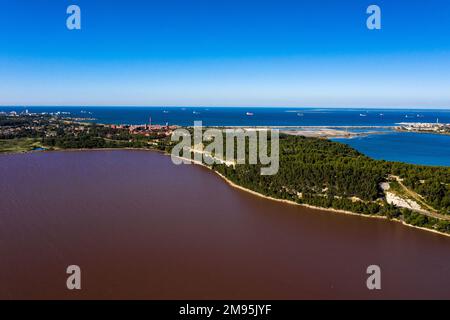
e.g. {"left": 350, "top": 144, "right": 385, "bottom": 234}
{"left": 1, "top": 0, "right": 450, "bottom": 108}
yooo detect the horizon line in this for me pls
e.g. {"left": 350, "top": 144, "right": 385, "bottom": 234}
{"left": 1, "top": 105, "right": 450, "bottom": 110}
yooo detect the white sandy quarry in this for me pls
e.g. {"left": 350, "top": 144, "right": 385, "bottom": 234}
{"left": 380, "top": 182, "right": 422, "bottom": 211}
{"left": 385, "top": 192, "right": 422, "bottom": 211}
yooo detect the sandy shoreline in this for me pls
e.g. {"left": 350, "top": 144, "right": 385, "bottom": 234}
{"left": 1, "top": 147, "right": 449, "bottom": 238}
{"left": 177, "top": 156, "right": 450, "bottom": 239}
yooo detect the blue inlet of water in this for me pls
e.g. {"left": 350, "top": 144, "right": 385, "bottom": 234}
{"left": 1, "top": 106, "right": 450, "bottom": 167}
{"left": 333, "top": 132, "right": 450, "bottom": 167}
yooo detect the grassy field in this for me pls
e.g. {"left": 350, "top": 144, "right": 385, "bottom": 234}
{"left": 0, "top": 138, "right": 45, "bottom": 153}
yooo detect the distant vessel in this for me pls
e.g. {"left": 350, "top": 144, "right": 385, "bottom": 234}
{"left": 163, "top": 110, "right": 169, "bottom": 114}
{"left": 297, "top": 113, "right": 304, "bottom": 117}
{"left": 246, "top": 112, "right": 254, "bottom": 116}
{"left": 360, "top": 113, "right": 367, "bottom": 117}
{"left": 193, "top": 111, "right": 200, "bottom": 115}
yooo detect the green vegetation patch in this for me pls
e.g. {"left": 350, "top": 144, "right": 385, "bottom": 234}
{"left": 212, "top": 134, "right": 450, "bottom": 233}
{"left": 0, "top": 138, "right": 43, "bottom": 153}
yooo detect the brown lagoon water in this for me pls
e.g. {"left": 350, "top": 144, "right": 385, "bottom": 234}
{"left": 1, "top": 150, "right": 450, "bottom": 299}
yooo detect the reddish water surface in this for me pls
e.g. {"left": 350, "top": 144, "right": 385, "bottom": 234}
{"left": 0, "top": 150, "right": 449, "bottom": 299}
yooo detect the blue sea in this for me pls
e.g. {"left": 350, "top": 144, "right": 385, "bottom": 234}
{"left": 1, "top": 106, "right": 450, "bottom": 167}
{"left": 2, "top": 106, "right": 449, "bottom": 127}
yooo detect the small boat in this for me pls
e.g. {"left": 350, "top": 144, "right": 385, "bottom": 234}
{"left": 193, "top": 111, "right": 200, "bottom": 115}
{"left": 163, "top": 110, "right": 169, "bottom": 114}
{"left": 246, "top": 112, "right": 254, "bottom": 116}
{"left": 359, "top": 113, "right": 367, "bottom": 117}
{"left": 297, "top": 113, "right": 304, "bottom": 117}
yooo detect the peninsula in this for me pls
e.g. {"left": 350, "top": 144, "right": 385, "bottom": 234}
{"left": 1, "top": 112, "right": 449, "bottom": 236}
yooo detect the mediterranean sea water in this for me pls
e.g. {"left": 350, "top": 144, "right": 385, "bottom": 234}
{"left": 2, "top": 106, "right": 449, "bottom": 127}
{"left": 333, "top": 132, "right": 450, "bottom": 167}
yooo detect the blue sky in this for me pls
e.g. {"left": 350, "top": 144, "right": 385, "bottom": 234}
{"left": 1, "top": 0, "right": 450, "bottom": 108}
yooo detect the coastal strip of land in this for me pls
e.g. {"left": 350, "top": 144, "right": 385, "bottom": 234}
{"left": 207, "top": 125, "right": 394, "bottom": 139}
{"left": 208, "top": 123, "right": 450, "bottom": 138}
{"left": 175, "top": 155, "right": 450, "bottom": 238}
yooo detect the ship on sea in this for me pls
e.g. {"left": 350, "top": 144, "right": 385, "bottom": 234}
{"left": 246, "top": 112, "right": 254, "bottom": 116}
